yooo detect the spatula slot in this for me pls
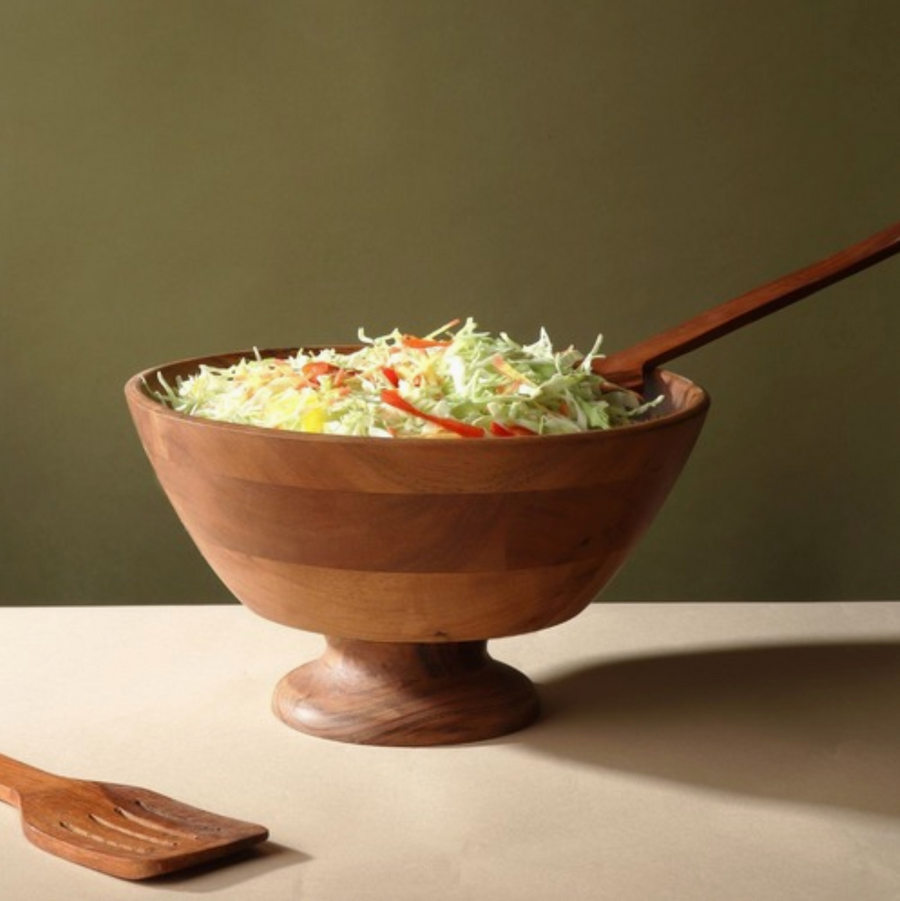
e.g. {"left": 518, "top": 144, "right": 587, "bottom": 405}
{"left": 59, "top": 820, "right": 151, "bottom": 854}
{"left": 132, "top": 798, "right": 225, "bottom": 836}
{"left": 92, "top": 813, "right": 179, "bottom": 847}
{"left": 115, "top": 803, "right": 199, "bottom": 841}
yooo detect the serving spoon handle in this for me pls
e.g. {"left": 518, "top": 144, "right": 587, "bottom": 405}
{"left": 594, "top": 219, "right": 900, "bottom": 391}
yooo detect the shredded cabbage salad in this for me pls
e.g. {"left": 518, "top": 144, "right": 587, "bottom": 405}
{"left": 151, "top": 318, "right": 660, "bottom": 439}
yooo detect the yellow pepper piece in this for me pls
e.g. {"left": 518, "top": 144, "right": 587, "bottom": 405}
{"left": 301, "top": 405, "right": 326, "bottom": 433}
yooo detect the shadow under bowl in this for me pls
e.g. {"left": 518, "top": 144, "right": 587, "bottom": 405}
{"left": 126, "top": 349, "right": 709, "bottom": 746}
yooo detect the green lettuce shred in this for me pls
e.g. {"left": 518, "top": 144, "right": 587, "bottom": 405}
{"left": 152, "top": 317, "right": 661, "bottom": 438}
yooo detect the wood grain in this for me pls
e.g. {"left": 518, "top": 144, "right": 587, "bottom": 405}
{"left": 126, "top": 362, "right": 708, "bottom": 744}
{"left": 0, "top": 754, "right": 268, "bottom": 880}
{"left": 274, "top": 638, "right": 540, "bottom": 746}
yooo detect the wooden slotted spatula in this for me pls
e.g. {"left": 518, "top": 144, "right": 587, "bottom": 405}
{"left": 0, "top": 752, "right": 269, "bottom": 880}
{"left": 594, "top": 219, "right": 900, "bottom": 392}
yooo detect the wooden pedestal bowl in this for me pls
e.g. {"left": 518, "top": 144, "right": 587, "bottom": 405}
{"left": 126, "top": 352, "right": 708, "bottom": 746}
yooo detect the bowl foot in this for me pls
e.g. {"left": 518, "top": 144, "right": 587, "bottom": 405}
{"left": 272, "top": 637, "right": 540, "bottom": 746}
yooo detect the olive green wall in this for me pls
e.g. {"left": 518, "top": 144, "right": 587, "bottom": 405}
{"left": 2, "top": 0, "right": 898, "bottom": 605}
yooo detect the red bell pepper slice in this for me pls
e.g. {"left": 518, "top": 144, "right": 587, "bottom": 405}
{"left": 381, "top": 389, "right": 485, "bottom": 438}
{"left": 490, "top": 421, "right": 537, "bottom": 437}
{"left": 400, "top": 334, "right": 452, "bottom": 349}
{"left": 301, "top": 361, "right": 339, "bottom": 386}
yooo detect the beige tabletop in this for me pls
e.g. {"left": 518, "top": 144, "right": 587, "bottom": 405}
{"left": 2, "top": 602, "right": 899, "bottom": 900}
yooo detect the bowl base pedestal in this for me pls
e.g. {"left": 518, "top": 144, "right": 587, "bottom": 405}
{"left": 272, "top": 636, "right": 540, "bottom": 746}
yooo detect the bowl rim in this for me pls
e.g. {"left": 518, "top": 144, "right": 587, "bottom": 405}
{"left": 125, "top": 346, "right": 711, "bottom": 446}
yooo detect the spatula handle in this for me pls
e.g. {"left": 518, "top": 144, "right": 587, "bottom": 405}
{"left": 0, "top": 753, "right": 60, "bottom": 808}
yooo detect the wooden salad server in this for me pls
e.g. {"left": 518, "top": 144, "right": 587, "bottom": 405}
{"left": 594, "top": 219, "right": 900, "bottom": 392}
{"left": 0, "top": 752, "right": 268, "bottom": 880}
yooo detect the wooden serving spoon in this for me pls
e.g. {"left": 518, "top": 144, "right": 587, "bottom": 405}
{"left": 594, "top": 220, "right": 900, "bottom": 392}
{"left": 0, "top": 753, "right": 268, "bottom": 880}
